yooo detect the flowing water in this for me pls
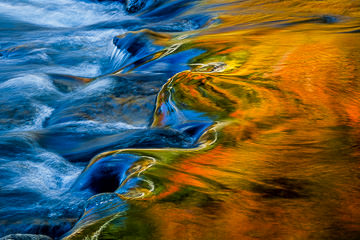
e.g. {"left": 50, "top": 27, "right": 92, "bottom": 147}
{"left": 1, "top": 0, "right": 360, "bottom": 239}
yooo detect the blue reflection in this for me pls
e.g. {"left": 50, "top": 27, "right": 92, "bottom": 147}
{"left": 0, "top": 0, "right": 215, "bottom": 238}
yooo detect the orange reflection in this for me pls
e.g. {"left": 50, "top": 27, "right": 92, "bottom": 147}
{"left": 67, "top": 0, "right": 360, "bottom": 239}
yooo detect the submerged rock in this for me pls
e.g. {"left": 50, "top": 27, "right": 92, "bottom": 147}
{"left": 94, "top": 0, "right": 160, "bottom": 14}
{"left": 125, "top": 0, "right": 148, "bottom": 13}
{"left": 71, "top": 153, "right": 142, "bottom": 193}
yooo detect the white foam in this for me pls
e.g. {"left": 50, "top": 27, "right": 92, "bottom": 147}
{"left": 0, "top": 74, "right": 61, "bottom": 98}
{"left": 43, "top": 63, "right": 103, "bottom": 79}
{"left": 29, "top": 104, "right": 54, "bottom": 130}
{"left": 0, "top": 0, "right": 131, "bottom": 28}
{"left": 4, "top": 104, "right": 54, "bottom": 132}
{"left": 50, "top": 120, "right": 146, "bottom": 134}
{"left": 0, "top": 150, "right": 82, "bottom": 198}
{"left": 74, "top": 77, "right": 115, "bottom": 97}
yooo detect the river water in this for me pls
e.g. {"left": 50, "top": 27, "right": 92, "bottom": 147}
{"left": 0, "top": 0, "right": 360, "bottom": 239}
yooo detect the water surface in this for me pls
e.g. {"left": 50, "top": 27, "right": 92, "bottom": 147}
{"left": 1, "top": 0, "right": 360, "bottom": 239}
